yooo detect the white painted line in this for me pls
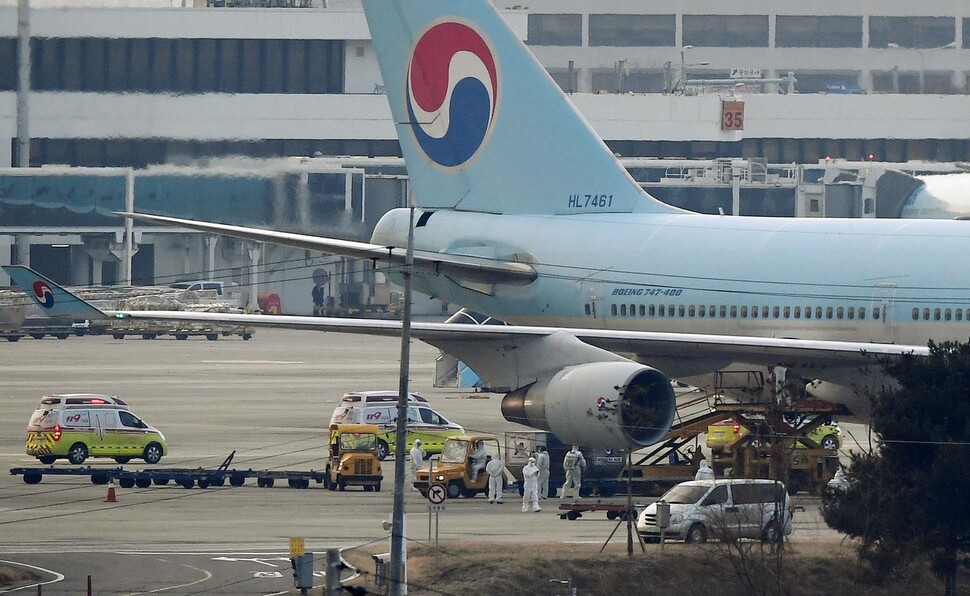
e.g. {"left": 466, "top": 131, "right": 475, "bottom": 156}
{"left": 0, "top": 559, "right": 65, "bottom": 593}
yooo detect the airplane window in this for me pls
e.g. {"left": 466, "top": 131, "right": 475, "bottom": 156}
{"left": 859, "top": 307, "right": 866, "bottom": 320}
{"left": 912, "top": 308, "right": 919, "bottom": 321}
{"left": 741, "top": 306, "right": 748, "bottom": 318}
{"left": 762, "top": 306, "right": 770, "bottom": 318}
{"left": 688, "top": 305, "right": 696, "bottom": 317}
{"left": 804, "top": 307, "right": 811, "bottom": 319}
{"left": 751, "top": 306, "right": 759, "bottom": 319}
{"left": 668, "top": 305, "right": 675, "bottom": 317}
{"left": 698, "top": 305, "right": 705, "bottom": 318}
{"left": 773, "top": 306, "right": 780, "bottom": 318}
{"left": 957, "top": 309, "right": 963, "bottom": 321}
{"left": 611, "top": 304, "right": 618, "bottom": 316}
{"left": 826, "top": 307, "right": 834, "bottom": 319}
{"left": 966, "top": 309, "right": 970, "bottom": 321}
{"left": 721, "top": 306, "right": 728, "bottom": 318}
{"left": 658, "top": 305, "right": 665, "bottom": 317}
{"left": 837, "top": 307, "right": 844, "bottom": 319}
{"left": 794, "top": 306, "right": 800, "bottom": 319}
{"left": 945, "top": 309, "right": 952, "bottom": 321}
{"left": 639, "top": 304, "right": 646, "bottom": 316}
{"left": 678, "top": 305, "right": 686, "bottom": 317}
{"left": 934, "top": 308, "right": 941, "bottom": 321}
{"left": 585, "top": 304, "right": 591, "bottom": 316}
{"left": 923, "top": 308, "right": 930, "bottom": 321}
{"left": 848, "top": 307, "right": 855, "bottom": 320}
{"left": 710, "top": 305, "right": 716, "bottom": 317}
{"left": 620, "top": 304, "right": 627, "bottom": 316}
{"left": 630, "top": 303, "right": 636, "bottom": 316}
{"left": 649, "top": 305, "right": 656, "bottom": 317}
{"left": 816, "top": 307, "right": 823, "bottom": 319}
{"left": 873, "top": 308, "right": 880, "bottom": 320}
{"left": 783, "top": 306, "right": 790, "bottom": 318}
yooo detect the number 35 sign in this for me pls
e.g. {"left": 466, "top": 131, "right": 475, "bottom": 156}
{"left": 721, "top": 100, "right": 744, "bottom": 131}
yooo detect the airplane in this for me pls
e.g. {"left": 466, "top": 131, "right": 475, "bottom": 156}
{"left": 6, "top": 0, "right": 970, "bottom": 450}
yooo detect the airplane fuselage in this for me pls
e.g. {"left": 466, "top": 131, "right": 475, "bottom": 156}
{"left": 374, "top": 208, "right": 967, "bottom": 353}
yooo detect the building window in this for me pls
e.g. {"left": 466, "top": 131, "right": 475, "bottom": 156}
{"left": 869, "top": 16, "right": 956, "bottom": 49}
{"left": 683, "top": 15, "right": 769, "bottom": 48}
{"left": 527, "top": 14, "right": 582, "bottom": 46}
{"left": 776, "top": 16, "right": 862, "bottom": 48}
{"left": 589, "top": 14, "right": 675, "bottom": 47}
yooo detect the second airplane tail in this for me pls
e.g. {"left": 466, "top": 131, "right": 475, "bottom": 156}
{"left": 362, "top": 0, "right": 677, "bottom": 216}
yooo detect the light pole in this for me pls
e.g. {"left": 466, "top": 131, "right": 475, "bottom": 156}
{"left": 678, "top": 45, "right": 692, "bottom": 93}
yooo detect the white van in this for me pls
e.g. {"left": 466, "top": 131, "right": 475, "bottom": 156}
{"left": 328, "top": 391, "right": 464, "bottom": 460}
{"left": 26, "top": 394, "right": 168, "bottom": 465}
{"left": 637, "top": 479, "right": 792, "bottom": 544}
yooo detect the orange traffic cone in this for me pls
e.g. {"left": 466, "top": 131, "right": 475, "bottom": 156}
{"left": 105, "top": 479, "right": 117, "bottom": 503}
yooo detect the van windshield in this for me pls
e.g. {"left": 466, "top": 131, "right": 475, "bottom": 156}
{"left": 661, "top": 484, "right": 711, "bottom": 504}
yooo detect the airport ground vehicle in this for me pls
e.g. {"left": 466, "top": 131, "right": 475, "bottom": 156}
{"left": 707, "top": 418, "right": 843, "bottom": 451}
{"left": 325, "top": 424, "right": 383, "bottom": 492}
{"left": 637, "top": 479, "right": 793, "bottom": 544}
{"left": 413, "top": 435, "right": 503, "bottom": 499}
{"left": 329, "top": 391, "right": 464, "bottom": 460}
{"left": 25, "top": 394, "right": 167, "bottom": 465}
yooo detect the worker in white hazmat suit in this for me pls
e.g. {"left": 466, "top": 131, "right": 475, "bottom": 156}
{"left": 408, "top": 439, "right": 426, "bottom": 491}
{"left": 469, "top": 440, "right": 487, "bottom": 482}
{"left": 694, "top": 458, "right": 715, "bottom": 481}
{"left": 485, "top": 455, "right": 505, "bottom": 504}
{"left": 561, "top": 446, "right": 586, "bottom": 499}
{"left": 521, "top": 456, "right": 541, "bottom": 512}
{"left": 535, "top": 446, "right": 550, "bottom": 499}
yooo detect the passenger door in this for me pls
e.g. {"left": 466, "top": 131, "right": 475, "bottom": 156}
{"left": 118, "top": 411, "right": 148, "bottom": 457}
{"left": 91, "top": 411, "right": 117, "bottom": 456}
{"left": 699, "top": 485, "right": 729, "bottom": 538}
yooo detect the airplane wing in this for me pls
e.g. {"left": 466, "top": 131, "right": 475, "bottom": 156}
{"left": 118, "top": 212, "right": 537, "bottom": 286}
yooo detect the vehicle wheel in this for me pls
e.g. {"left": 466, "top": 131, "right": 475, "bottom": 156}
{"left": 447, "top": 481, "right": 462, "bottom": 499}
{"left": 338, "top": 476, "right": 346, "bottom": 491}
{"left": 30, "top": 333, "right": 45, "bottom": 340}
{"left": 6, "top": 336, "right": 21, "bottom": 342}
{"left": 820, "top": 434, "right": 839, "bottom": 451}
{"left": 114, "top": 456, "right": 132, "bottom": 464}
{"left": 91, "top": 474, "right": 110, "bottom": 485}
{"left": 566, "top": 511, "right": 581, "bottom": 521}
{"left": 606, "top": 510, "right": 619, "bottom": 520}
{"left": 363, "top": 485, "right": 373, "bottom": 492}
{"left": 135, "top": 476, "right": 152, "bottom": 488}
{"left": 23, "top": 472, "right": 42, "bottom": 484}
{"left": 153, "top": 476, "right": 170, "bottom": 485}
{"left": 460, "top": 487, "right": 478, "bottom": 498}
{"left": 375, "top": 482, "right": 381, "bottom": 492}
{"left": 206, "top": 333, "right": 218, "bottom": 341}
{"left": 762, "top": 521, "right": 783, "bottom": 544}
{"left": 55, "top": 334, "right": 69, "bottom": 340}
{"left": 229, "top": 474, "right": 246, "bottom": 487}
{"left": 119, "top": 477, "right": 136, "bottom": 489}
{"left": 67, "top": 443, "right": 88, "bottom": 465}
{"left": 324, "top": 467, "right": 334, "bottom": 490}
{"left": 175, "top": 334, "right": 188, "bottom": 340}
{"left": 180, "top": 477, "right": 195, "bottom": 489}
{"left": 376, "top": 440, "right": 389, "bottom": 461}
{"left": 142, "top": 333, "right": 156, "bottom": 340}
{"left": 112, "top": 333, "right": 125, "bottom": 340}
{"left": 142, "top": 442, "right": 163, "bottom": 464}
{"left": 209, "top": 475, "right": 225, "bottom": 487}
{"left": 242, "top": 333, "right": 253, "bottom": 340}
{"left": 38, "top": 456, "right": 57, "bottom": 465}
{"left": 197, "top": 477, "right": 211, "bottom": 489}
{"left": 288, "top": 478, "right": 302, "bottom": 489}
{"left": 262, "top": 477, "right": 275, "bottom": 488}
{"left": 301, "top": 479, "right": 310, "bottom": 489}
{"left": 686, "top": 523, "right": 708, "bottom": 544}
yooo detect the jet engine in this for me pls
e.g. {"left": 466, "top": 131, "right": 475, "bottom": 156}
{"left": 500, "top": 361, "right": 676, "bottom": 449}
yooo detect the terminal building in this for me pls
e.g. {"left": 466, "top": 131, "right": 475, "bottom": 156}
{"left": 1, "top": 0, "right": 969, "bottom": 314}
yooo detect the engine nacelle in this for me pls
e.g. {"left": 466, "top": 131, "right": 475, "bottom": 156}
{"left": 501, "top": 361, "right": 676, "bottom": 449}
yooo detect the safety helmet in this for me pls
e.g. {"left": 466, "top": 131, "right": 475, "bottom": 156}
{"left": 414, "top": 439, "right": 421, "bottom": 445}
{"left": 528, "top": 457, "right": 536, "bottom": 463}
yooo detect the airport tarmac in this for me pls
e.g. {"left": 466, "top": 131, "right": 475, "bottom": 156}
{"left": 0, "top": 328, "right": 849, "bottom": 593}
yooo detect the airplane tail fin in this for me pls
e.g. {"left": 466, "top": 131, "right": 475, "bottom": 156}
{"left": 362, "top": 0, "right": 676, "bottom": 216}
{"left": 3, "top": 266, "right": 107, "bottom": 319}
